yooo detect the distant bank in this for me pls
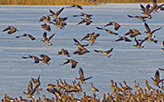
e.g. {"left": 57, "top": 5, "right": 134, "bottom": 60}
{"left": 0, "top": 0, "right": 163, "bottom": 5}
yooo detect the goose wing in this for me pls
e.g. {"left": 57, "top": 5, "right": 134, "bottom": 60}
{"left": 71, "top": 60, "right": 78, "bottom": 68}
{"left": 79, "top": 67, "right": 84, "bottom": 79}
{"left": 16, "top": 35, "right": 24, "bottom": 38}
{"left": 62, "top": 59, "right": 70, "bottom": 65}
{"left": 48, "top": 33, "right": 55, "bottom": 41}
{"left": 30, "top": 56, "right": 40, "bottom": 63}
{"left": 27, "top": 81, "right": 33, "bottom": 94}
{"left": 3, "top": 26, "right": 11, "bottom": 32}
{"left": 43, "top": 32, "right": 47, "bottom": 40}
{"left": 73, "top": 38, "right": 80, "bottom": 44}
{"left": 140, "top": 4, "right": 145, "bottom": 12}
{"left": 134, "top": 38, "right": 139, "bottom": 45}
{"left": 145, "top": 4, "right": 151, "bottom": 13}
{"left": 151, "top": 27, "right": 161, "bottom": 34}
{"left": 93, "top": 33, "right": 100, "bottom": 38}
{"left": 140, "top": 37, "right": 148, "bottom": 45}
{"left": 154, "top": 70, "right": 160, "bottom": 81}
{"left": 105, "top": 48, "right": 113, "bottom": 54}
{"left": 74, "top": 4, "right": 83, "bottom": 9}
{"left": 104, "top": 21, "right": 112, "bottom": 27}
{"left": 84, "top": 76, "right": 92, "bottom": 81}
{"left": 147, "top": 4, "right": 156, "bottom": 14}
{"left": 94, "top": 50, "right": 101, "bottom": 53}
{"left": 40, "top": 54, "right": 51, "bottom": 62}
{"left": 49, "top": 9, "right": 55, "bottom": 14}
{"left": 158, "top": 68, "right": 164, "bottom": 71}
{"left": 115, "top": 36, "right": 123, "bottom": 42}
{"left": 152, "top": 0, "right": 157, "bottom": 7}
{"left": 127, "top": 14, "right": 135, "bottom": 18}
{"left": 77, "top": 19, "right": 85, "bottom": 25}
{"left": 125, "top": 29, "right": 132, "bottom": 35}
{"left": 96, "top": 27, "right": 105, "bottom": 30}
{"left": 124, "top": 36, "right": 132, "bottom": 42}
{"left": 144, "top": 23, "right": 151, "bottom": 33}
{"left": 81, "top": 34, "right": 90, "bottom": 41}
{"left": 27, "top": 34, "right": 36, "bottom": 40}
{"left": 8, "top": 27, "right": 17, "bottom": 34}
{"left": 56, "top": 7, "right": 64, "bottom": 17}
{"left": 114, "top": 22, "right": 121, "bottom": 30}
{"left": 29, "top": 83, "right": 39, "bottom": 95}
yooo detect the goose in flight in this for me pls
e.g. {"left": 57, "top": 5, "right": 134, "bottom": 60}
{"left": 3, "top": 26, "right": 18, "bottom": 34}
{"left": 127, "top": 14, "right": 147, "bottom": 22}
{"left": 152, "top": 0, "right": 164, "bottom": 12}
{"left": 22, "top": 55, "right": 40, "bottom": 64}
{"left": 80, "top": 32, "right": 100, "bottom": 45}
{"left": 49, "top": 7, "right": 64, "bottom": 18}
{"left": 16, "top": 33, "right": 35, "bottom": 40}
{"left": 41, "top": 23, "right": 51, "bottom": 32}
{"left": 125, "top": 29, "right": 141, "bottom": 38}
{"left": 41, "top": 32, "right": 55, "bottom": 46}
{"left": 90, "top": 83, "right": 99, "bottom": 92}
{"left": 39, "top": 15, "right": 51, "bottom": 23}
{"left": 104, "top": 21, "right": 121, "bottom": 30}
{"left": 22, "top": 80, "right": 39, "bottom": 98}
{"left": 151, "top": 70, "right": 164, "bottom": 88}
{"left": 141, "top": 3, "right": 156, "bottom": 19}
{"left": 75, "top": 67, "right": 92, "bottom": 84}
{"left": 31, "top": 75, "right": 42, "bottom": 90}
{"left": 144, "top": 22, "right": 161, "bottom": 37}
{"left": 58, "top": 48, "right": 70, "bottom": 57}
{"left": 134, "top": 37, "right": 148, "bottom": 48}
{"left": 77, "top": 18, "right": 92, "bottom": 25}
{"left": 96, "top": 27, "right": 118, "bottom": 35}
{"left": 94, "top": 48, "right": 113, "bottom": 57}
{"left": 66, "top": 4, "right": 83, "bottom": 9}
{"left": 73, "top": 12, "right": 93, "bottom": 19}
{"left": 115, "top": 36, "right": 131, "bottom": 42}
{"left": 61, "top": 58, "right": 78, "bottom": 68}
{"left": 22, "top": 54, "right": 51, "bottom": 65}
{"left": 40, "top": 54, "right": 51, "bottom": 65}
{"left": 73, "top": 38, "right": 90, "bottom": 55}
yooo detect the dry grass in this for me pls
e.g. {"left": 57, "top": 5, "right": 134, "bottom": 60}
{"left": 0, "top": 0, "right": 164, "bottom": 5}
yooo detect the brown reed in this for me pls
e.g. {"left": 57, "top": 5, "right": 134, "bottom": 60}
{"left": 0, "top": 0, "right": 164, "bottom": 5}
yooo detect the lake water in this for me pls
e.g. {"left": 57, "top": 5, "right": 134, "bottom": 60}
{"left": 0, "top": 3, "right": 164, "bottom": 100}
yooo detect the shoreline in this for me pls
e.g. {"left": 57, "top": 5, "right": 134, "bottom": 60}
{"left": 0, "top": 0, "right": 164, "bottom": 5}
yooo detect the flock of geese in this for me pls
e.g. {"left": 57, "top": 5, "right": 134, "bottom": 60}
{"left": 2, "top": 0, "right": 164, "bottom": 101}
